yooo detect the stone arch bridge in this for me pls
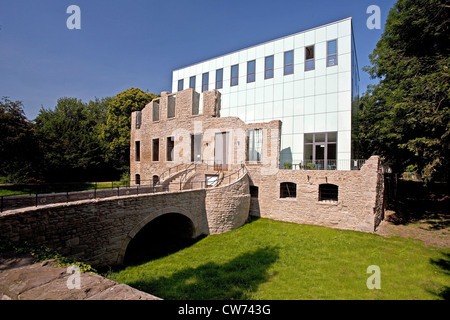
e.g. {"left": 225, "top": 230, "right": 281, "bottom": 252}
{"left": 0, "top": 173, "right": 250, "bottom": 267}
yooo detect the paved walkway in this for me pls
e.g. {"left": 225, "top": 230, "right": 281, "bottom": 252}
{"left": 0, "top": 255, "right": 160, "bottom": 300}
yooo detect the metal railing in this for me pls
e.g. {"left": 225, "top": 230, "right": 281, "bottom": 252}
{"left": 0, "top": 162, "right": 244, "bottom": 213}
{"left": 283, "top": 159, "right": 367, "bottom": 171}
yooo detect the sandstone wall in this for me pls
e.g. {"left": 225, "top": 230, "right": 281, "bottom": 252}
{"left": 205, "top": 172, "right": 250, "bottom": 234}
{"left": 0, "top": 190, "right": 209, "bottom": 267}
{"left": 247, "top": 156, "right": 385, "bottom": 232}
{"left": 130, "top": 88, "right": 282, "bottom": 185}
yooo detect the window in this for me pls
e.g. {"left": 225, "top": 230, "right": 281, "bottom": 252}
{"left": 152, "top": 175, "right": 159, "bottom": 185}
{"left": 327, "top": 40, "right": 338, "bottom": 67}
{"left": 231, "top": 64, "right": 239, "bottom": 86}
{"left": 284, "top": 50, "right": 294, "bottom": 75}
{"left": 152, "top": 138, "right": 159, "bottom": 161}
{"left": 189, "top": 76, "right": 196, "bottom": 90}
{"left": 216, "top": 68, "right": 223, "bottom": 89}
{"left": 247, "top": 129, "right": 263, "bottom": 161}
{"left": 280, "top": 182, "right": 297, "bottom": 198}
{"left": 167, "top": 95, "right": 175, "bottom": 118}
{"left": 247, "top": 60, "right": 256, "bottom": 83}
{"left": 135, "top": 111, "right": 142, "bottom": 129}
{"left": 206, "top": 175, "right": 219, "bottom": 187}
{"left": 152, "top": 100, "right": 160, "bottom": 121}
{"left": 178, "top": 79, "right": 184, "bottom": 91}
{"left": 265, "top": 55, "right": 274, "bottom": 79}
{"left": 319, "top": 184, "right": 338, "bottom": 202}
{"left": 166, "top": 136, "right": 174, "bottom": 161}
{"left": 135, "top": 141, "right": 140, "bottom": 162}
{"left": 304, "top": 132, "right": 337, "bottom": 170}
{"left": 135, "top": 174, "right": 140, "bottom": 185}
{"left": 250, "top": 186, "right": 259, "bottom": 198}
{"left": 191, "top": 134, "right": 202, "bottom": 162}
{"left": 202, "top": 72, "right": 209, "bottom": 92}
{"left": 305, "top": 45, "right": 315, "bottom": 71}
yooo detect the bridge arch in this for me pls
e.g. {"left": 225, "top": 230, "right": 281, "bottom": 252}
{"left": 117, "top": 207, "right": 203, "bottom": 265}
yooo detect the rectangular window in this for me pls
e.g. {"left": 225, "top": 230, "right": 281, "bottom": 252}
{"left": 191, "top": 134, "right": 202, "bottom": 162}
{"left": 215, "top": 68, "right": 223, "bottom": 89}
{"left": 152, "top": 138, "right": 159, "bottom": 161}
{"left": 304, "top": 132, "right": 337, "bottom": 170}
{"left": 135, "top": 141, "right": 140, "bottom": 162}
{"left": 189, "top": 76, "right": 196, "bottom": 90}
{"left": 284, "top": 50, "right": 294, "bottom": 75}
{"left": 135, "top": 111, "right": 142, "bottom": 129}
{"left": 178, "top": 79, "right": 184, "bottom": 91}
{"left": 247, "top": 60, "right": 256, "bottom": 83}
{"left": 327, "top": 40, "right": 338, "bottom": 67}
{"left": 265, "top": 55, "right": 274, "bottom": 79}
{"left": 166, "top": 136, "right": 174, "bottom": 162}
{"left": 152, "top": 100, "right": 160, "bottom": 121}
{"left": 202, "top": 72, "right": 209, "bottom": 92}
{"left": 250, "top": 185, "right": 259, "bottom": 198}
{"left": 167, "top": 95, "right": 175, "bottom": 118}
{"left": 230, "top": 64, "right": 239, "bottom": 86}
{"left": 305, "top": 45, "right": 315, "bottom": 71}
{"left": 247, "top": 129, "right": 263, "bottom": 161}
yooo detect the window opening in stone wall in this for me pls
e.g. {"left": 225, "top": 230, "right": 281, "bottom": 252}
{"left": 305, "top": 45, "right": 315, "bottom": 71}
{"left": 135, "top": 174, "right": 141, "bottom": 185}
{"left": 152, "top": 175, "right": 159, "bottom": 185}
{"left": 250, "top": 185, "right": 259, "bottom": 198}
{"left": 191, "top": 134, "right": 202, "bottom": 162}
{"left": 152, "top": 138, "right": 159, "bottom": 161}
{"left": 152, "top": 100, "right": 160, "bottom": 121}
{"left": 167, "top": 95, "right": 176, "bottom": 118}
{"left": 280, "top": 182, "right": 297, "bottom": 198}
{"left": 135, "top": 111, "right": 142, "bottom": 129}
{"left": 166, "top": 136, "right": 175, "bottom": 162}
{"left": 135, "top": 141, "right": 140, "bottom": 162}
{"left": 247, "top": 129, "right": 263, "bottom": 161}
{"left": 319, "top": 184, "right": 338, "bottom": 202}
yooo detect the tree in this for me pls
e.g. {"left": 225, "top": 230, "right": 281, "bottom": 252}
{"left": 34, "top": 97, "right": 113, "bottom": 181}
{"left": 101, "top": 88, "right": 156, "bottom": 173}
{"left": 0, "top": 97, "right": 40, "bottom": 182}
{"left": 359, "top": 0, "right": 450, "bottom": 183}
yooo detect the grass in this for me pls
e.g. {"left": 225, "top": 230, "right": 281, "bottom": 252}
{"left": 108, "top": 218, "right": 449, "bottom": 300}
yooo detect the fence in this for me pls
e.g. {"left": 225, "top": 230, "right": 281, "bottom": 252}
{"left": 283, "top": 159, "right": 367, "bottom": 171}
{"left": 0, "top": 163, "right": 248, "bottom": 213}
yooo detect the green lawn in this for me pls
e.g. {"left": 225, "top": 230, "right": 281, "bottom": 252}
{"left": 109, "top": 218, "right": 449, "bottom": 300}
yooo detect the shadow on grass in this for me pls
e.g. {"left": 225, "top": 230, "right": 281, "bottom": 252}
{"left": 128, "top": 246, "right": 280, "bottom": 300}
{"left": 386, "top": 181, "right": 449, "bottom": 230}
{"left": 430, "top": 252, "right": 450, "bottom": 300}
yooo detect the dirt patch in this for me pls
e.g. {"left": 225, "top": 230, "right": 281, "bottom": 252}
{"left": 376, "top": 180, "right": 449, "bottom": 248}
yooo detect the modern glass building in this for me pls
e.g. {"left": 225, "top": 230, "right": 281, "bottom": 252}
{"left": 172, "top": 17, "right": 359, "bottom": 170}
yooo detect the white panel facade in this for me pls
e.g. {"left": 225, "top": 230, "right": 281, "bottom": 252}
{"left": 172, "top": 18, "right": 358, "bottom": 169}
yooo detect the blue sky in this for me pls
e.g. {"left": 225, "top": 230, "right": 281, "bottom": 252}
{"left": 0, "top": 0, "right": 396, "bottom": 120}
